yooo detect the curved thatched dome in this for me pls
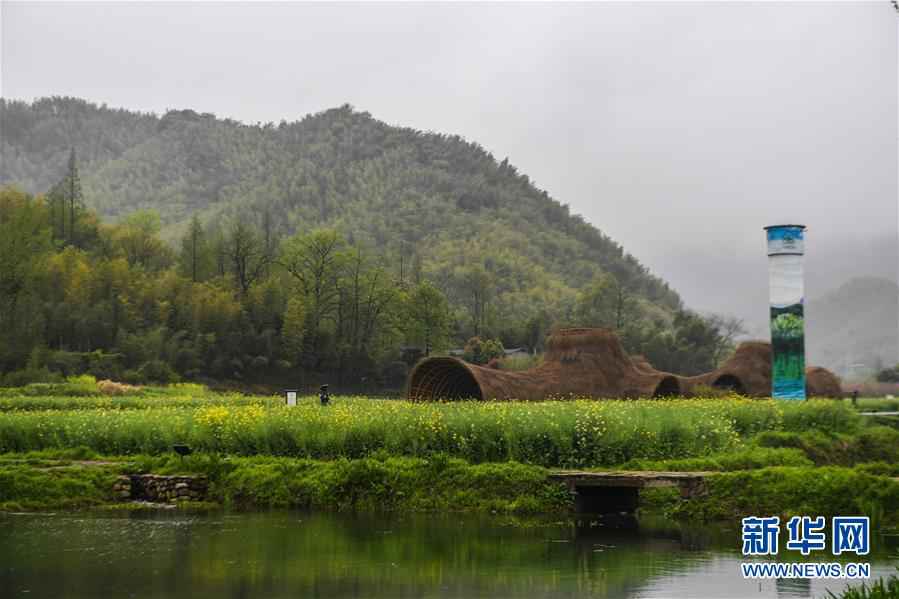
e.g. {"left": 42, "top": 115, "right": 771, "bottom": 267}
{"left": 682, "top": 341, "right": 843, "bottom": 398}
{"left": 806, "top": 366, "right": 843, "bottom": 398}
{"left": 406, "top": 328, "right": 842, "bottom": 401}
{"left": 406, "top": 357, "right": 483, "bottom": 400}
{"left": 407, "top": 328, "right": 679, "bottom": 401}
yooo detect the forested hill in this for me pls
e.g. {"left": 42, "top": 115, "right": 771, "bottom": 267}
{"left": 1, "top": 96, "right": 681, "bottom": 316}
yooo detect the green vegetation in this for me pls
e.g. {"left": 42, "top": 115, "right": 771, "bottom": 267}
{"left": 0, "top": 451, "right": 568, "bottom": 514}
{"left": 621, "top": 446, "right": 814, "bottom": 472}
{"left": 1, "top": 97, "right": 744, "bottom": 390}
{"left": 850, "top": 397, "right": 899, "bottom": 413}
{"left": 0, "top": 394, "right": 864, "bottom": 466}
{"left": 754, "top": 427, "right": 899, "bottom": 465}
{"left": 0, "top": 459, "right": 119, "bottom": 511}
{"left": 876, "top": 364, "right": 899, "bottom": 383}
{"left": 666, "top": 467, "right": 899, "bottom": 523}
{"left": 0, "top": 385, "right": 896, "bottom": 523}
{"left": 828, "top": 569, "right": 899, "bottom": 599}
{"left": 461, "top": 336, "right": 505, "bottom": 365}
{"left": 3, "top": 448, "right": 898, "bottom": 527}
{"left": 771, "top": 312, "right": 804, "bottom": 339}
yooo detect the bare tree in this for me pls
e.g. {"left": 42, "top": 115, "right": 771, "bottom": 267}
{"left": 707, "top": 313, "right": 747, "bottom": 365}
{"left": 279, "top": 229, "right": 346, "bottom": 335}
{"left": 224, "top": 218, "right": 272, "bottom": 297}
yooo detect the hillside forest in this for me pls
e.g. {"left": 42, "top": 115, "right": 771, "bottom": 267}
{"left": 0, "top": 97, "right": 742, "bottom": 390}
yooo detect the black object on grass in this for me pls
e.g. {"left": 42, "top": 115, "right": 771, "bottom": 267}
{"left": 173, "top": 444, "right": 192, "bottom": 462}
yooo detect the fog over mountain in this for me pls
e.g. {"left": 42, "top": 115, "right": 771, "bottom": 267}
{"left": 805, "top": 276, "right": 899, "bottom": 377}
{"left": 2, "top": 1, "right": 896, "bottom": 371}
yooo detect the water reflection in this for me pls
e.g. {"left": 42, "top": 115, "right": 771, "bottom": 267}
{"left": 0, "top": 511, "right": 895, "bottom": 599}
{"left": 775, "top": 577, "right": 811, "bottom": 598}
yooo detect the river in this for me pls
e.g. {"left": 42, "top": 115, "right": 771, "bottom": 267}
{"left": 1, "top": 511, "right": 896, "bottom": 598}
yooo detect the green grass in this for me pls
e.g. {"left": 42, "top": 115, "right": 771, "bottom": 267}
{"left": 3, "top": 450, "right": 898, "bottom": 526}
{"left": 0, "top": 451, "right": 570, "bottom": 514}
{"left": 754, "top": 426, "right": 899, "bottom": 466}
{"left": 667, "top": 467, "right": 899, "bottom": 526}
{"left": 848, "top": 397, "right": 899, "bottom": 413}
{"left": 0, "top": 384, "right": 890, "bottom": 519}
{"left": 621, "top": 446, "right": 814, "bottom": 471}
{"left": 827, "top": 569, "right": 899, "bottom": 599}
{"left": 0, "top": 393, "right": 271, "bottom": 412}
{"left": 0, "top": 461, "right": 119, "bottom": 510}
{"left": 0, "top": 395, "right": 864, "bottom": 467}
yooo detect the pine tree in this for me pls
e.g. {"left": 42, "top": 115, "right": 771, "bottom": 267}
{"left": 49, "top": 148, "right": 84, "bottom": 245}
{"left": 179, "top": 215, "right": 210, "bottom": 282}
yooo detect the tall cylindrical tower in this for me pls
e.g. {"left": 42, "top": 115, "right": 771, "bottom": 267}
{"left": 765, "top": 224, "right": 807, "bottom": 400}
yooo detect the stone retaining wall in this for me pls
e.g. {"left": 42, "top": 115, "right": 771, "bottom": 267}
{"left": 113, "top": 474, "right": 208, "bottom": 502}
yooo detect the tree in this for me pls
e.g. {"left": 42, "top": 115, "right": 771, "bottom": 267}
{"left": 462, "top": 336, "right": 505, "bottom": 365}
{"left": 279, "top": 229, "right": 346, "bottom": 338}
{"left": 114, "top": 210, "right": 171, "bottom": 271}
{"left": 524, "top": 309, "right": 551, "bottom": 353}
{"left": 876, "top": 364, "right": 899, "bottom": 383}
{"left": 634, "top": 310, "right": 724, "bottom": 375}
{"left": 336, "top": 247, "right": 400, "bottom": 364}
{"left": 0, "top": 188, "right": 52, "bottom": 367}
{"left": 406, "top": 281, "right": 450, "bottom": 355}
{"left": 65, "top": 148, "right": 81, "bottom": 245}
{"left": 47, "top": 147, "right": 84, "bottom": 245}
{"left": 223, "top": 218, "right": 272, "bottom": 297}
{"left": 706, "top": 313, "right": 747, "bottom": 366}
{"left": 575, "top": 272, "right": 619, "bottom": 329}
{"left": 282, "top": 295, "right": 306, "bottom": 365}
{"left": 457, "top": 263, "right": 494, "bottom": 337}
{"left": 178, "top": 215, "right": 212, "bottom": 282}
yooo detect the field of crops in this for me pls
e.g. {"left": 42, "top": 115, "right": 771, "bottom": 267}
{"left": 0, "top": 378, "right": 862, "bottom": 468}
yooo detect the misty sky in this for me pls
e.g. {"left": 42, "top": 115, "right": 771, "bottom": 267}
{"left": 2, "top": 1, "right": 897, "bottom": 331}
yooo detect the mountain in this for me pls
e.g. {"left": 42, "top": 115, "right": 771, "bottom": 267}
{"left": 806, "top": 277, "right": 899, "bottom": 377}
{"left": 0, "top": 96, "right": 682, "bottom": 333}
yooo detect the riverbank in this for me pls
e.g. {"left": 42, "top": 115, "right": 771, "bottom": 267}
{"left": 3, "top": 450, "right": 899, "bottom": 531}
{"left": 2, "top": 381, "right": 898, "bottom": 528}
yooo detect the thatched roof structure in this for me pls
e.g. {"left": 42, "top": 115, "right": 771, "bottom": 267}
{"left": 407, "top": 328, "right": 679, "bottom": 401}
{"left": 682, "top": 341, "right": 774, "bottom": 396}
{"left": 683, "top": 342, "right": 843, "bottom": 398}
{"left": 406, "top": 327, "right": 842, "bottom": 401}
{"left": 805, "top": 367, "right": 843, "bottom": 398}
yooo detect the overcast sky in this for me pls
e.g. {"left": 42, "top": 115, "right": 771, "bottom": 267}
{"left": 2, "top": 1, "right": 896, "bottom": 329}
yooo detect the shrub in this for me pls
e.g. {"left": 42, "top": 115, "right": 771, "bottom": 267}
{"left": 121, "top": 369, "right": 146, "bottom": 385}
{"left": 780, "top": 399, "right": 861, "bottom": 434}
{"left": 45, "top": 351, "right": 87, "bottom": 377}
{"left": 97, "top": 380, "right": 141, "bottom": 396}
{"left": 137, "top": 360, "right": 180, "bottom": 384}
{"left": 0, "top": 368, "right": 63, "bottom": 387}
{"left": 827, "top": 570, "right": 899, "bottom": 599}
{"left": 86, "top": 351, "right": 125, "bottom": 381}
{"left": 462, "top": 337, "right": 505, "bottom": 365}
{"left": 673, "top": 467, "right": 899, "bottom": 524}
{"left": 622, "top": 447, "right": 813, "bottom": 472}
{"left": 875, "top": 365, "right": 899, "bottom": 383}
{"left": 754, "top": 427, "right": 899, "bottom": 467}
{"left": 851, "top": 426, "right": 899, "bottom": 464}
